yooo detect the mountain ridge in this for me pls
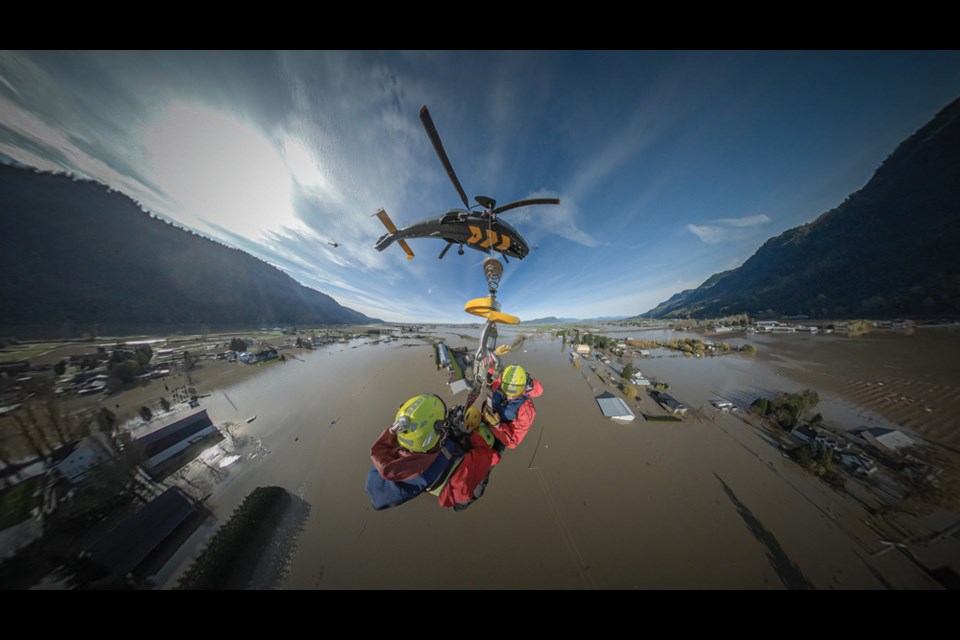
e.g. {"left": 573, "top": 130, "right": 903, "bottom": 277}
{"left": 0, "top": 164, "right": 380, "bottom": 338}
{"left": 642, "top": 96, "right": 960, "bottom": 320}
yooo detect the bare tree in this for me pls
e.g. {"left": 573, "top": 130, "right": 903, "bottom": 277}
{"left": 0, "top": 439, "right": 17, "bottom": 489}
{"left": 13, "top": 409, "right": 54, "bottom": 462}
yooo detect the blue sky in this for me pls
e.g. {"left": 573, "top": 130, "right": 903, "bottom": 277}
{"left": 2, "top": 51, "right": 959, "bottom": 322}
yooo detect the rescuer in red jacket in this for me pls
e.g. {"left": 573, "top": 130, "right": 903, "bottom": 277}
{"left": 482, "top": 364, "right": 544, "bottom": 451}
{"left": 365, "top": 394, "right": 502, "bottom": 511}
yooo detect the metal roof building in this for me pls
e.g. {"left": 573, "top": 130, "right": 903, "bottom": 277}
{"left": 135, "top": 410, "right": 218, "bottom": 477}
{"left": 596, "top": 392, "right": 635, "bottom": 421}
{"left": 449, "top": 379, "right": 470, "bottom": 394}
{"left": 85, "top": 487, "right": 197, "bottom": 577}
{"left": 854, "top": 427, "right": 916, "bottom": 452}
{"left": 437, "top": 342, "right": 451, "bottom": 367}
{"left": 52, "top": 436, "right": 110, "bottom": 484}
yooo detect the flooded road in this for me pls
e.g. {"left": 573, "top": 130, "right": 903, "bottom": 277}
{"left": 156, "top": 331, "right": 946, "bottom": 589}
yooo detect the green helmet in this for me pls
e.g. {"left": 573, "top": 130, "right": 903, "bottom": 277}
{"left": 500, "top": 364, "right": 528, "bottom": 398}
{"left": 393, "top": 394, "right": 446, "bottom": 452}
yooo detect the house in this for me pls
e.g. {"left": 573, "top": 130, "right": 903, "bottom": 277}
{"left": 814, "top": 435, "right": 845, "bottom": 452}
{"left": 575, "top": 344, "right": 590, "bottom": 355}
{"left": 0, "top": 361, "right": 31, "bottom": 375}
{"left": 851, "top": 427, "right": 916, "bottom": 452}
{"left": 135, "top": 410, "right": 219, "bottom": 478}
{"left": 770, "top": 324, "right": 797, "bottom": 333}
{"left": 790, "top": 425, "right": 819, "bottom": 443}
{"left": 68, "top": 351, "right": 111, "bottom": 364}
{"left": 839, "top": 453, "right": 877, "bottom": 475}
{"left": 256, "top": 348, "right": 278, "bottom": 362}
{"left": 51, "top": 436, "right": 110, "bottom": 484}
{"left": 77, "top": 379, "right": 108, "bottom": 395}
{"left": 595, "top": 392, "right": 635, "bottom": 421}
{"left": 755, "top": 321, "right": 796, "bottom": 333}
{"left": 652, "top": 391, "right": 688, "bottom": 415}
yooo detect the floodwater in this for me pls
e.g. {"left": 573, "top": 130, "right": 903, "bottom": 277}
{"left": 152, "top": 329, "right": 953, "bottom": 589}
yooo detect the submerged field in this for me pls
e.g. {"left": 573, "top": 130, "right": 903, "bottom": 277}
{"left": 147, "top": 329, "right": 954, "bottom": 589}
{"left": 4, "top": 326, "right": 957, "bottom": 589}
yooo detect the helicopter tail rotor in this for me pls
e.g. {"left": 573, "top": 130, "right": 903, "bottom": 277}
{"left": 372, "top": 208, "right": 415, "bottom": 260}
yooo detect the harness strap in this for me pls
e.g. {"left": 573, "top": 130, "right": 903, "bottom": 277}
{"left": 426, "top": 439, "right": 466, "bottom": 494}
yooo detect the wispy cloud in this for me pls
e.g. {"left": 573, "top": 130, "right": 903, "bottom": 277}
{"left": 509, "top": 191, "right": 601, "bottom": 248}
{"left": 686, "top": 224, "right": 727, "bottom": 245}
{"left": 686, "top": 213, "right": 771, "bottom": 244}
{"left": 712, "top": 213, "right": 770, "bottom": 227}
{"left": 0, "top": 72, "right": 21, "bottom": 98}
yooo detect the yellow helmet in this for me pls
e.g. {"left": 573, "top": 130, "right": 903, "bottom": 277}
{"left": 500, "top": 364, "right": 528, "bottom": 398}
{"left": 393, "top": 394, "right": 446, "bottom": 452}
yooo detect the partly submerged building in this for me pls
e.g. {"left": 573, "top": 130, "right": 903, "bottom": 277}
{"left": 852, "top": 427, "right": 916, "bottom": 452}
{"left": 135, "top": 410, "right": 219, "bottom": 478}
{"left": 437, "top": 342, "right": 451, "bottom": 367}
{"left": 790, "top": 425, "right": 819, "bottom": 443}
{"left": 449, "top": 379, "right": 470, "bottom": 395}
{"left": 596, "top": 392, "right": 635, "bottom": 421}
{"left": 839, "top": 453, "right": 878, "bottom": 475}
{"left": 651, "top": 391, "right": 688, "bottom": 415}
{"left": 51, "top": 435, "right": 111, "bottom": 484}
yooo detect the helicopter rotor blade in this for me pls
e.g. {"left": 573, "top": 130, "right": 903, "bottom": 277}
{"left": 419, "top": 106, "right": 470, "bottom": 210}
{"left": 492, "top": 198, "right": 561, "bottom": 215}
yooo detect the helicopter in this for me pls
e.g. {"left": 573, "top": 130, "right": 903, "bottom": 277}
{"left": 327, "top": 241, "right": 340, "bottom": 248}
{"left": 373, "top": 106, "right": 559, "bottom": 261}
